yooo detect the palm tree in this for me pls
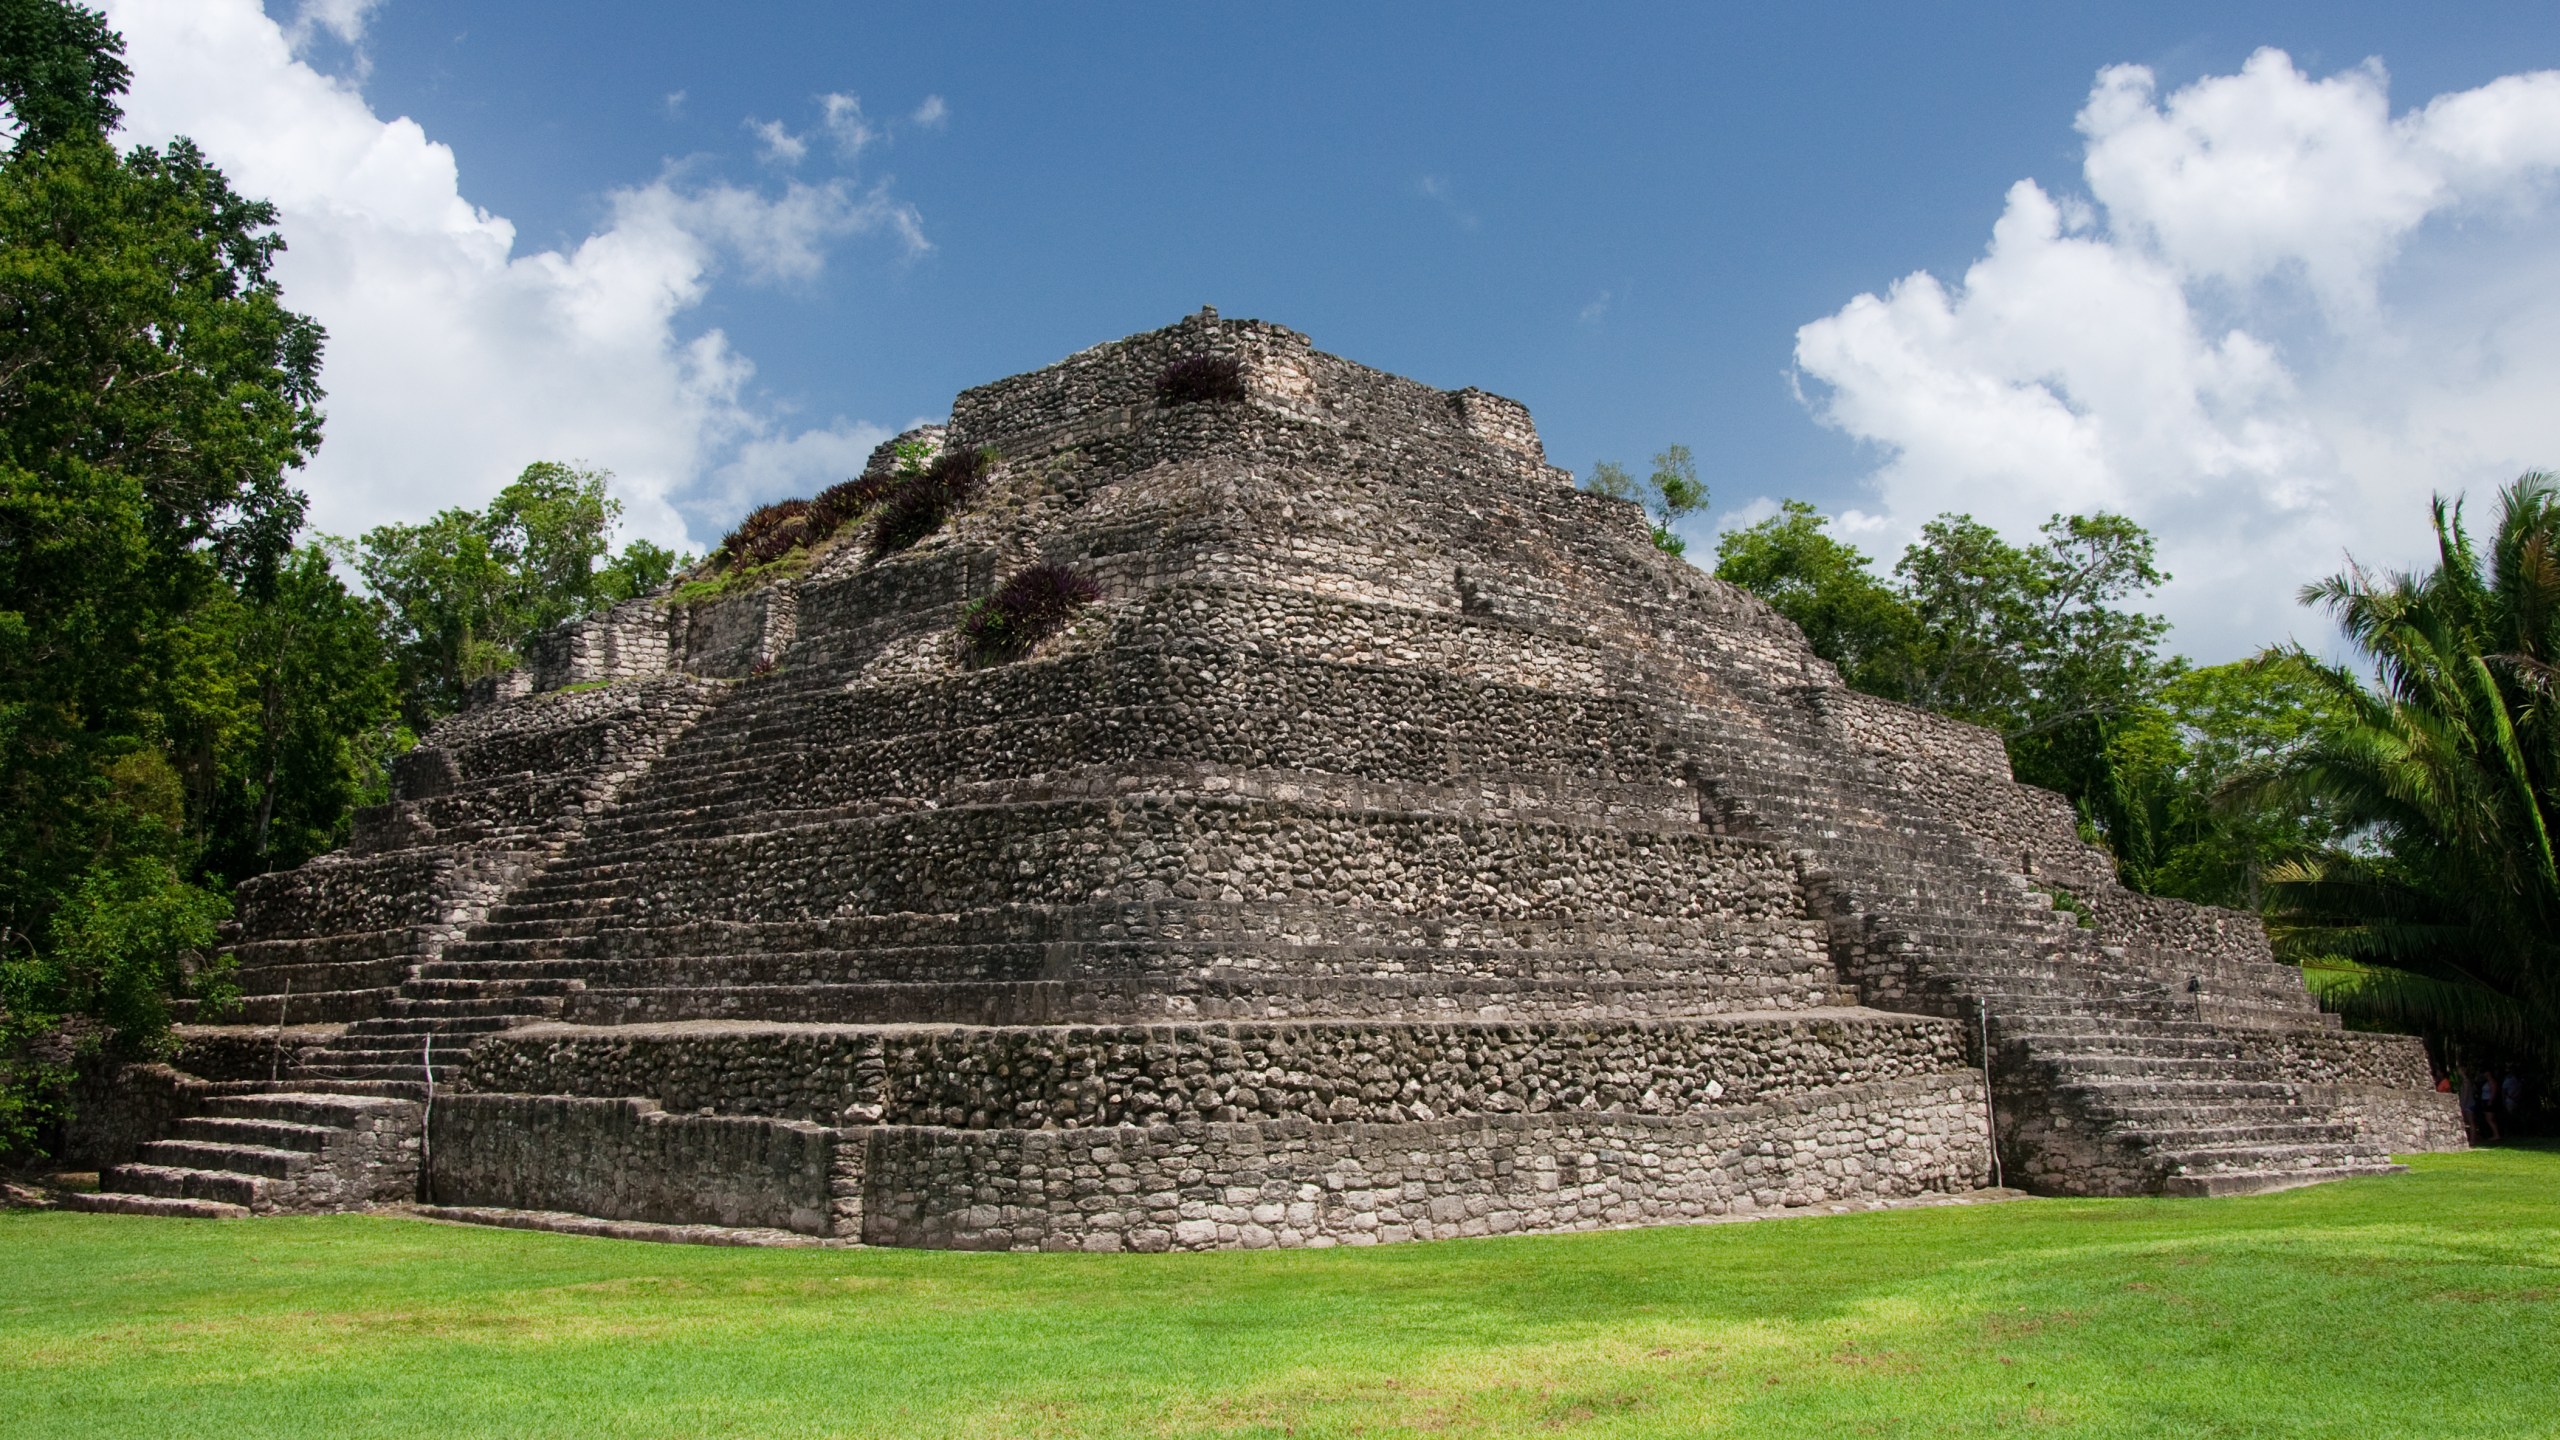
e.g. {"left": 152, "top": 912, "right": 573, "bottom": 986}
{"left": 2261, "top": 473, "right": 2560, "bottom": 1066}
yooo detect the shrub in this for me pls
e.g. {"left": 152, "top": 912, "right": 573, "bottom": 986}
{"left": 1155, "top": 353, "right": 1245, "bottom": 405}
{"left": 960, "top": 563, "right": 1102, "bottom": 665}
{"left": 716, "top": 499, "right": 815, "bottom": 569}
{"left": 870, "top": 447, "right": 992, "bottom": 558}
{"left": 805, "top": 473, "right": 895, "bottom": 539}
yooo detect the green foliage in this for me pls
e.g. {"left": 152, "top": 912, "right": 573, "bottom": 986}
{"left": 0, "top": 1009, "right": 73, "bottom": 1162}
{"left": 0, "top": 0, "right": 321, "bottom": 1021}
{"left": 0, "top": 0, "right": 128, "bottom": 154}
{"left": 22, "top": 856, "right": 231, "bottom": 1041}
{"left": 348, "top": 462, "right": 685, "bottom": 724}
{"left": 1584, "top": 447, "right": 1708, "bottom": 555}
{"left": 1716, "top": 504, "right": 2177, "bottom": 861}
{"left": 869, "top": 447, "right": 991, "bottom": 559}
{"left": 2103, "top": 657, "right": 2354, "bottom": 904}
{"left": 203, "top": 544, "right": 403, "bottom": 877}
{"left": 600, "top": 538, "right": 684, "bottom": 603}
{"left": 0, "top": 3, "right": 418, "bottom": 1156}
{"left": 2262, "top": 474, "right": 2560, "bottom": 1066}
{"left": 1713, "top": 501, "right": 1918, "bottom": 694}
{"left": 2043, "top": 885, "right": 2096, "bottom": 928}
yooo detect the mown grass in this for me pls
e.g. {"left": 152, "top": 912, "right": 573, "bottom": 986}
{"left": 4, "top": 1146, "right": 2555, "bottom": 1439}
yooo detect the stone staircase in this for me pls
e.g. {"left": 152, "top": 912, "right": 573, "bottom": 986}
{"left": 1676, "top": 707, "right": 2408, "bottom": 1197}
{"left": 66, "top": 1088, "right": 424, "bottom": 1218}
{"left": 72, "top": 680, "right": 742, "bottom": 1220}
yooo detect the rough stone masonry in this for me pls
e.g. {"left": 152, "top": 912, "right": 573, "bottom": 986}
{"left": 71, "top": 310, "right": 2462, "bottom": 1245}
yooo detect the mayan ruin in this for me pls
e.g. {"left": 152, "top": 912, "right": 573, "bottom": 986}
{"left": 63, "top": 311, "right": 2464, "bottom": 1248}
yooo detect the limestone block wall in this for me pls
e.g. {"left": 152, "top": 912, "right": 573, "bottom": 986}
{"left": 762, "top": 649, "right": 1682, "bottom": 814}
{"left": 555, "top": 970, "right": 1837, "bottom": 1029}
{"left": 234, "top": 849, "right": 467, "bottom": 941}
{"left": 598, "top": 796, "right": 1820, "bottom": 938}
{"left": 461, "top": 1013, "right": 1968, "bottom": 1130}
{"left": 2299, "top": 1080, "right": 2472, "bottom": 1153}
{"left": 428, "top": 1073, "right": 1987, "bottom": 1247}
{"left": 429, "top": 1095, "right": 853, "bottom": 1235}
{"left": 523, "top": 597, "right": 677, "bottom": 691}
{"left": 860, "top": 1075, "right": 1990, "bottom": 1251}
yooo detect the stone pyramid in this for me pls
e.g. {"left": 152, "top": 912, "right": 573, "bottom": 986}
{"left": 78, "top": 311, "right": 2460, "bottom": 1245}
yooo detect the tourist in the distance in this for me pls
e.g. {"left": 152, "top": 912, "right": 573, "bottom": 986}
{"left": 2502, "top": 1069, "right": 2526, "bottom": 1133}
{"left": 2477, "top": 1068, "right": 2504, "bottom": 1142}
{"left": 2456, "top": 1065, "right": 2479, "bottom": 1141}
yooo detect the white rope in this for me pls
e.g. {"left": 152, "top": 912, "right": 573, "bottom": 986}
{"left": 1979, "top": 1000, "right": 2004, "bottom": 1190}
{"left": 419, "top": 1030, "right": 435, "bottom": 1202}
{"left": 268, "top": 977, "right": 291, "bottom": 1085}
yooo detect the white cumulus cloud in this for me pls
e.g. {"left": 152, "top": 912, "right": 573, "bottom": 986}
{"left": 746, "top": 117, "right": 807, "bottom": 166}
{"left": 99, "top": 0, "right": 925, "bottom": 553}
{"left": 1793, "top": 49, "right": 2560, "bottom": 660}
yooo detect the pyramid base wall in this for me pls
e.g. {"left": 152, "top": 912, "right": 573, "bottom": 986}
{"left": 426, "top": 1073, "right": 1991, "bottom": 1249}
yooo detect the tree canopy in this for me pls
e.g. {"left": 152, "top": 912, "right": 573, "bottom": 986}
{"left": 347, "top": 461, "right": 684, "bottom": 724}
{"left": 1586, "top": 446, "right": 1709, "bottom": 556}
{"left": 2261, "top": 475, "right": 2560, "bottom": 1066}
{"left": 1713, "top": 502, "right": 2177, "bottom": 852}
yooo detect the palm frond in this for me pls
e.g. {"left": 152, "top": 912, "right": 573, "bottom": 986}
{"left": 2298, "top": 956, "right": 2530, "bottom": 1057}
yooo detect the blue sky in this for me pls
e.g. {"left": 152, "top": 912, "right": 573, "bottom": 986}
{"left": 100, "top": 2, "right": 2560, "bottom": 660}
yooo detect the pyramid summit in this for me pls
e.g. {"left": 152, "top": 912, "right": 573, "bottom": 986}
{"left": 74, "top": 312, "right": 2461, "bottom": 1244}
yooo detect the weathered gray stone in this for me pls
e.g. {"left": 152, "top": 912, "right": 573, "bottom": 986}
{"left": 91, "top": 309, "right": 2457, "bottom": 1241}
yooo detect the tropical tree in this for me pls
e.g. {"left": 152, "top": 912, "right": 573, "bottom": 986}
{"left": 1712, "top": 500, "right": 1918, "bottom": 694}
{"left": 0, "top": 0, "right": 341, "bottom": 1157}
{"left": 1716, "top": 504, "right": 2178, "bottom": 854}
{"left": 1585, "top": 445, "right": 1709, "bottom": 555}
{"left": 349, "top": 462, "right": 683, "bottom": 724}
{"left": 2262, "top": 474, "right": 2560, "bottom": 1065}
{"left": 2104, "top": 656, "right": 2355, "bottom": 905}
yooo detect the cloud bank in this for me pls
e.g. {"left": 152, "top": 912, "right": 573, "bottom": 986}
{"left": 1793, "top": 50, "right": 2560, "bottom": 660}
{"left": 100, "top": 0, "right": 922, "bottom": 551}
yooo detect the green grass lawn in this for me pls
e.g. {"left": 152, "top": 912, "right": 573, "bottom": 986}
{"left": 4, "top": 1147, "right": 2555, "bottom": 1439}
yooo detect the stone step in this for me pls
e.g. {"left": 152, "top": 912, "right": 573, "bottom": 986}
{"left": 225, "top": 955, "right": 420, "bottom": 997}
{"left": 61, "top": 1190, "right": 250, "bottom": 1219}
{"left": 2065, "top": 1077, "right": 2318, "bottom": 1108}
{"left": 382, "top": 995, "right": 567, "bottom": 1019}
{"left": 136, "top": 1139, "right": 312, "bottom": 1180}
{"left": 400, "top": 977, "right": 583, "bottom": 997}
{"left": 345, "top": 1014, "right": 524, "bottom": 1037}
{"left": 175, "top": 1115, "right": 340, "bottom": 1153}
{"left": 2148, "top": 1138, "right": 2373, "bottom": 1170}
{"left": 174, "top": 986, "right": 401, "bottom": 1025}
{"left": 2118, "top": 1119, "right": 2362, "bottom": 1150}
{"left": 293, "top": 1063, "right": 459, "bottom": 1085}
{"left": 2159, "top": 1163, "right": 2403, "bottom": 1198}
{"left": 203, "top": 1078, "right": 431, "bottom": 1102}
{"left": 203, "top": 1091, "right": 421, "bottom": 1126}
{"left": 98, "top": 1163, "right": 268, "bottom": 1208}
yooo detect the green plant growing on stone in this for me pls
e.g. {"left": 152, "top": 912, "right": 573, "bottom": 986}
{"left": 1584, "top": 446, "right": 1708, "bottom": 556}
{"left": 870, "top": 447, "right": 993, "bottom": 559}
{"left": 2044, "top": 885, "right": 2097, "bottom": 928}
{"left": 959, "top": 564, "right": 1102, "bottom": 666}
